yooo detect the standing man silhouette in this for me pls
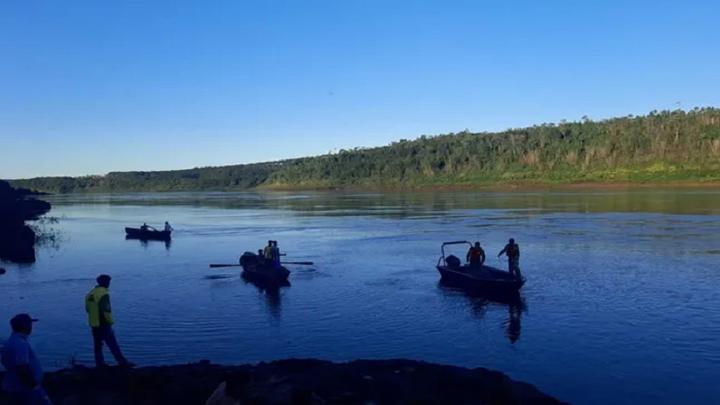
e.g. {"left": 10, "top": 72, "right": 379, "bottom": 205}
{"left": 498, "top": 238, "right": 521, "bottom": 278}
{"left": 85, "top": 274, "right": 134, "bottom": 368}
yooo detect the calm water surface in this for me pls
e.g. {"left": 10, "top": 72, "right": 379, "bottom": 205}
{"left": 1, "top": 190, "right": 719, "bottom": 404}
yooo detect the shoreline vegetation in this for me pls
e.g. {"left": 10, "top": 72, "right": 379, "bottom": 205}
{"left": 258, "top": 180, "right": 720, "bottom": 193}
{"left": 7, "top": 108, "right": 720, "bottom": 194}
{"left": 0, "top": 359, "right": 562, "bottom": 404}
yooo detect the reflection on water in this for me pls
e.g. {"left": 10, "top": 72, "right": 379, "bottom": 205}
{"left": 438, "top": 281, "right": 526, "bottom": 344}
{"left": 204, "top": 274, "right": 234, "bottom": 280}
{"left": 46, "top": 188, "right": 720, "bottom": 217}
{"left": 505, "top": 304, "right": 522, "bottom": 344}
{"left": 241, "top": 275, "right": 290, "bottom": 321}
{"left": 125, "top": 236, "right": 172, "bottom": 250}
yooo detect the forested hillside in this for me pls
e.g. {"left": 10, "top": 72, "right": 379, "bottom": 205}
{"left": 10, "top": 162, "right": 284, "bottom": 193}
{"left": 9, "top": 108, "right": 720, "bottom": 193}
{"left": 267, "top": 108, "right": 720, "bottom": 188}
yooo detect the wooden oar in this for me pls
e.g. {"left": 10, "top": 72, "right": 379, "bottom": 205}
{"left": 209, "top": 261, "right": 314, "bottom": 268}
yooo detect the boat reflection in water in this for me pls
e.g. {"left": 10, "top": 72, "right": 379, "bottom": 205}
{"left": 438, "top": 281, "right": 526, "bottom": 344}
{"left": 242, "top": 273, "right": 290, "bottom": 320}
{"left": 126, "top": 235, "right": 172, "bottom": 250}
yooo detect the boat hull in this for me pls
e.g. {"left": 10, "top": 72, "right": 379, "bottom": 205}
{"left": 125, "top": 227, "right": 171, "bottom": 241}
{"left": 437, "top": 264, "right": 524, "bottom": 294}
{"left": 239, "top": 252, "right": 290, "bottom": 284}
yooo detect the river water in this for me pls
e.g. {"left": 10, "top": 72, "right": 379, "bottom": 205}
{"left": 1, "top": 190, "right": 719, "bottom": 403}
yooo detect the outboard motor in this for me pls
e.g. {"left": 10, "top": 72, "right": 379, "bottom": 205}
{"left": 446, "top": 255, "right": 461, "bottom": 269}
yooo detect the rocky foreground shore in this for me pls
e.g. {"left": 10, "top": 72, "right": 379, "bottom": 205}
{"left": 0, "top": 359, "right": 562, "bottom": 404}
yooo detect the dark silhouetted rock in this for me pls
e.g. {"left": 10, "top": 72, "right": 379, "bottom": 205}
{"left": 0, "top": 359, "right": 564, "bottom": 404}
{"left": 0, "top": 179, "right": 52, "bottom": 263}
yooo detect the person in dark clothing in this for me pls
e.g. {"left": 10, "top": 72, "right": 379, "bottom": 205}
{"left": 466, "top": 242, "right": 486, "bottom": 269}
{"left": 84, "top": 274, "right": 134, "bottom": 368}
{"left": 498, "top": 238, "right": 521, "bottom": 278}
{"left": 1, "top": 314, "right": 53, "bottom": 404}
{"left": 271, "top": 241, "right": 281, "bottom": 269}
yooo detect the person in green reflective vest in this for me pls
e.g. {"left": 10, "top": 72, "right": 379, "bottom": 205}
{"left": 85, "top": 274, "right": 134, "bottom": 368}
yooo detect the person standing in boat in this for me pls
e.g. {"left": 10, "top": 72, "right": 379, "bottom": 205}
{"left": 263, "top": 240, "right": 274, "bottom": 264}
{"left": 164, "top": 221, "right": 173, "bottom": 232}
{"left": 271, "top": 240, "right": 281, "bottom": 269}
{"left": 498, "top": 238, "right": 521, "bottom": 278}
{"left": 466, "top": 242, "right": 486, "bottom": 269}
{"left": 85, "top": 274, "right": 134, "bottom": 368}
{"left": 140, "top": 223, "right": 148, "bottom": 232}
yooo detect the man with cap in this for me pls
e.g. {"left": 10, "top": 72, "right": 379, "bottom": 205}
{"left": 85, "top": 274, "right": 133, "bottom": 368}
{"left": 1, "top": 313, "right": 53, "bottom": 404}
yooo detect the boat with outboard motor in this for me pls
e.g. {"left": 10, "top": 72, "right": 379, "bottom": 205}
{"left": 436, "top": 241, "right": 524, "bottom": 293}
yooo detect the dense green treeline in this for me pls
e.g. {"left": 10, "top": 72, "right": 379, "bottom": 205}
{"left": 10, "top": 162, "right": 283, "bottom": 193}
{"left": 267, "top": 108, "right": 720, "bottom": 188}
{"left": 9, "top": 108, "right": 720, "bottom": 193}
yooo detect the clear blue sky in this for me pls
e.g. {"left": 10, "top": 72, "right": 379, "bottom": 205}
{"left": 1, "top": 0, "right": 718, "bottom": 179}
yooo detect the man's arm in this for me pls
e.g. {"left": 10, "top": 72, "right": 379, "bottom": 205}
{"left": 99, "top": 294, "right": 114, "bottom": 325}
{"left": 16, "top": 364, "right": 37, "bottom": 389}
{"left": 498, "top": 246, "right": 506, "bottom": 257}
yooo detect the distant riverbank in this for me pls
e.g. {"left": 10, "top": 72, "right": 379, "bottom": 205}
{"left": 0, "top": 359, "right": 562, "bottom": 404}
{"left": 8, "top": 108, "right": 720, "bottom": 194}
{"left": 258, "top": 179, "right": 720, "bottom": 193}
